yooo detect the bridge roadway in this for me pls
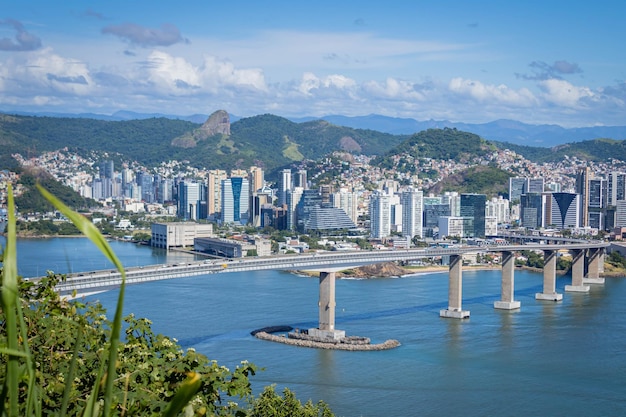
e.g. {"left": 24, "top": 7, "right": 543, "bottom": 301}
{"left": 36, "top": 241, "right": 609, "bottom": 341}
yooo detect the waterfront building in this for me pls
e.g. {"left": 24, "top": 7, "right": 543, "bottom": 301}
{"left": 460, "top": 193, "right": 487, "bottom": 238}
{"left": 302, "top": 206, "right": 357, "bottom": 231}
{"left": 194, "top": 236, "right": 270, "bottom": 258}
{"left": 369, "top": 192, "right": 391, "bottom": 239}
{"left": 178, "top": 180, "right": 207, "bottom": 221}
{"left": 438, "top": 216, "right": 472, "bottom": 239}
{"left": 550, "top": 192, "right": 581, "bottom": 229}
{"left": 485, "top": 216, "right": 498, "bottom": 236}
{"left": 221, "top": 177, "right": 249, "bottom": 224}
{"left": 332, "top": 188, "right": 359, "bottom": 224}
{"left": 151, "top": 222, "right": 213, "bottom": 249}
{"left": 520, "top": 193, "right": 545, "bottom": 229}
{"left": 486, "top": 196, "right": 510, "bottom": 224}
{"left": 576, "top": 167, "right": 591, "bottom": 227}
{"left": 423, "top": 203, "right": 451, "bottom": 237}
{"left": 286, "top": 186, "right": 305, "bottom": 230}
{"left": 250, "top": 192, "right": 272, "bottom": 228}
{"left": 401, "top": 188, "right": 423, "bottom": 239}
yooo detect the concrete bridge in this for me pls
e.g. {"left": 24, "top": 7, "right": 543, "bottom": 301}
{"left": 35, "top": 241, "right": 609, "bottom": 341}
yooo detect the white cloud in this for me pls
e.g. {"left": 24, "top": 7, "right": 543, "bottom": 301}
{"left": 448, "top": 78, "right": 537, "bottom": 106}
{"left": 538, "top": 78, "right": 595, "bottom": 107}
{"left": 297, "top": 72, "right": 356, "bottom": 95}
{"left": 362, "top": 78, "right": 427, "bottom": 101}
{"left": 0, "top": 47, "right": 93, "bottom": 96}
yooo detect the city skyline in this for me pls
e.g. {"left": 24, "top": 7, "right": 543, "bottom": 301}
{"left": 1, "top": 1, "right": 625, "bottom": 127}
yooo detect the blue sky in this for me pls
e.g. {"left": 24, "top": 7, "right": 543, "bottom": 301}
{"left": 1, "top": 1, "right": 625, "bottom": 127}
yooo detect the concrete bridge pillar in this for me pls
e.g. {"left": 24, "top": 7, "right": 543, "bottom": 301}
{"left": 565, "top": 249, "right": 590, "bottom": 293}
{"left": 536, "top": 249, "right": 563, "bottom": 301}
{"left": 440, "top": 254, "right": 470, "bottom": 319}
{"left": 583, "top": 248, "right": 605, "bottom": 284}
{"left": 495, "top": 250, "right": 520, "bottom": 310}
{"left": 308, "top": 271, "right": 345, "bottom": 341}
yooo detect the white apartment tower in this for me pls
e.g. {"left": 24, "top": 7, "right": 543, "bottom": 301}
{"left": 208, "top": 169, "right": 228, "bottom": 219}
{"left": 401, "top": 188, "right": 423, "bottom": 239}
{"left": 369, "top": 192, "right": 391, "bottom": 239}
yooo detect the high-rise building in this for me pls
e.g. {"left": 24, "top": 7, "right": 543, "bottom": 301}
{"left": 509, "top": 177, "right": 528, "bottom": 202}
{"left": 588, "top": 177, "right": 606, "bottom": 209}
{"left": 208, "top": 170, "right": 227, "bottom": 219}
{"left": 607, "top": 171, "right": 626, "bottom": 206}
{"left": 550, "top": 192, "right": 580, "bottom": 229}
{"left": 295, "top": 169, "right": 308, "bottom": 189}
{"left": 332, "top": 188, "right": 359, "bottom": 224}
{"left": 486, "top": 196, "right": 510, "bottom": 224}
{"left": 99, "top": 160, "right": 114, "bottom": 179}
{"left": 520, "top": 193, "right": 545, "bottom": 229}
{"left": 401, "top": 188, "right": 423, "bottom": 239}
{"left": 442, "top": 192, "right": 461, "bottom": 216}
{"left": 157, "top": 178, "right": 174, "bottom": 203}
{"left": 221, "top": 177, "right": 249, "bottom": 224}
{"left": 460, "top": 193, "right": 486, "bottom": 238}
{"left": 576, "top": 167, "right": 591, "bottom": 227}
{"left": 369, "top": 192, "right": 391, "bottom": 239}
{"left": 248, "top": 166, "right": 264, "bottom": 193}
{"left": 178, "top": 181, "right": 207, "bottom": 221}
{"left": 278, "top": 169, "right": 292, "bottom": 206}
{"left": 527, "top": 178, "right": 545, "bottom": 194}
{"left": 423, "top": 203, "right": 450, "bottom": 236}
{"left": 286, "top": 186, "right": 305, "bottom": 230}
{"left": 438, "top": 216, "right": 473, "bottom": 239}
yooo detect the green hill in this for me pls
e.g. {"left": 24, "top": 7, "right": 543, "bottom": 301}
{"left": 372, "top": 128, "right": 495, "bottom": 169}
{"left": 494, "top": 138, "right": 626, "bottom": 163}
{"left": 427, "top": 165, "right": 513, "bottom": 197}
{"left": 0, "top": 112, "right": 406, "bottom": 174}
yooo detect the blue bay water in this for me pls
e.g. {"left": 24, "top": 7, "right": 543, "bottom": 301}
{"left": 3, "top": 237, "right": 626, "bottom": 416}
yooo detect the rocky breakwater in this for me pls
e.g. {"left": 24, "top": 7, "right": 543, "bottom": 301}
{"left": 252, "top": 327, "right": 400, "bottom": 351}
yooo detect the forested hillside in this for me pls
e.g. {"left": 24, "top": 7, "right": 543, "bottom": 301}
{"left": 3, "top": 112, "right": 626, "bottom": 176}
{"left": 0, "top": 112, "right": 406, "bottom": 173}
{"left": 427, "top": 165, "right": 513, "bottom": 197}
{"left": 372, "top": 128, "right": 494, "bottom": 168}
{"left": 495, "top": 138, "right": 626, "bottom": 163}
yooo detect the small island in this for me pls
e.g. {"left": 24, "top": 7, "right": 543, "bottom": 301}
{"left": 251, "top": 326, "right": 400, "bottom": 351}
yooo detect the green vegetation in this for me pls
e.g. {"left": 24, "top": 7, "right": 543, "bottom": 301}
{"left": 15, "top": 169, "right": 98, "bottom": 214}
{"left": 0, "top": 112, "right": 405, "bottom": 174}
{"left": 427, "top": 165, "right": 513, "bottom": 197}
{"left": 515, "top": 250, "right": 571, "bottom": 271}
{"left": 15, "top": 219, "right": 81, "bottom": 235}
{"left": 607, "top": 251, "right": 626, "bottom": 269}
{"left": 373, "top": 128, "right": 494, "bottom": 167}
{"left": 1, "top": 185, "right": 334, "bottom": 416}
{"left": 495, "top": 137, "right": 626, "bottom": 163}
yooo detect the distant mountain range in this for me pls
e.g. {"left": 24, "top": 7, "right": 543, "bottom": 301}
{"left": 4, "top": 109, "right": 626, "bottom": 147}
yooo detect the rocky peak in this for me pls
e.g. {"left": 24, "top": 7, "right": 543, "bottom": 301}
{"left": 200, "top": 110, "right": 230, "bottom": 136}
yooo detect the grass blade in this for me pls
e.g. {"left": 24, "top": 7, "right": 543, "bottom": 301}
{"left": 1, "top": 184, "right": 20, "bottom": 417}
{"left": 36, "top": 184, "right": 127, "bottom": 417}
